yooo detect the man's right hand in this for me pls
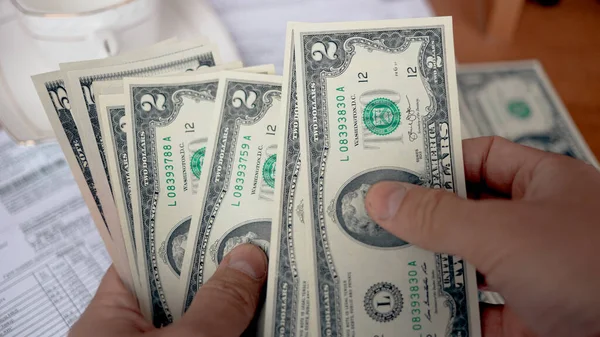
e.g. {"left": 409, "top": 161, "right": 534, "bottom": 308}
{"left": 366, "top": 136, "right": 600, "bottom": 337}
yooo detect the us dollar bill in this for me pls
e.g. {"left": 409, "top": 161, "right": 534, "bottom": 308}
{"left": 96, "top": 64, "right": 272, "bottom": 300}
{"left": 263, "top": 25, "right": 313, "bottom": 337}
{"left": 30, "top": 40, "right": 215, "bottom": 260}
{"left": 180, "top": 72, "right": 282, "bottom": 315}
{"left": 97, "top": 93, "right": 141, "bottom": 287}
{"left": 31, "top": 72, "right": 135, "bottom": 291}
{"left": 293, "top": 18, "right": 481, "bottom": 336}
{"left": 123, "top": 66, "right": 274, "bottom": 326}
{"left": 32, "top": 72, "right": 108, "bottom": 227}
{"left": 63, "top": 45, "right": 221, "bottom": 235}
{"left": 95, "top": 63, "right": 242, "bottom": 282}
{"left": 30, "top": 42, "right": 211, "bottom": 250}
{"left": 457, "top": 61, "right": 599, "bottom": 166}
{"left": 124, "top": 70, "right": 229, "bottom": 326}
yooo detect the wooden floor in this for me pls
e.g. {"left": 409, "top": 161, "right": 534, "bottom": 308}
{"left": 429, "top": 0, "right": 600, "bottom": 158}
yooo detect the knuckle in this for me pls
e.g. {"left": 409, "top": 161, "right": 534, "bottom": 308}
{"left": 486, "top": 135, "right": 510, "bottom": 150}
{"left": 202, "top": 277, "right": 258, "bottom": 317}
{"left": 487, "top": 135, "right": 508, "bottom": 145}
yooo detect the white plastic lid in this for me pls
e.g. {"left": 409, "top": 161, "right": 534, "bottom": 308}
{"left": 13, "top": 0, "right": 130, "bottom": 15}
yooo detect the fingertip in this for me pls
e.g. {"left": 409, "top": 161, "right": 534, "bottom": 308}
{"left": 222, "top": 243, "right": 268, "bottom": 281}
{"left": 177, "top": 244, "right": 268, "bottom": 336}
{"left": 366, "top": 181, "right": 414, "bottom": 223}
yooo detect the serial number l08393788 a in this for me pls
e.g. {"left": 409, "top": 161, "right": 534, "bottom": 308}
{"left": 162, "top": 137, "right": 177, "bottom": 207}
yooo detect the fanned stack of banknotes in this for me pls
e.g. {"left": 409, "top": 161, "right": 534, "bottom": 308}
{"left": 31, "top": 17, "right": 597, "bottom": 336}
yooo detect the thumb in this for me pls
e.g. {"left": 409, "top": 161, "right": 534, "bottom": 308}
{"left": 169, "top": 244, "right": 267, "bottom": 337}
{"left": 365, "top": 181, "right": 519, "bottom": 271}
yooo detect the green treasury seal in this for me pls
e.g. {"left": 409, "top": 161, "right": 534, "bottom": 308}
{"left": 191, "top": 147, "right": 206, "bottom": 179}
{"left": 363, "top": 97, "right": 401, "bottom": 136}
{"left": 262, "top": 154, "right": 277, "bottom": 189}
{"left": 507, "top": 100, "right": 531, "bottom": 119}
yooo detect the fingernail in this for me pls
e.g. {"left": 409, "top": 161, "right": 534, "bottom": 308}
{"left": 367, "top": 182, "right": 408, "bottom": 221}
{"left": 226, "top": 244, "right": 267, "bottom": 280}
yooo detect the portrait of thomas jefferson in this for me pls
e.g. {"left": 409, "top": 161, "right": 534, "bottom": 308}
{"left": 162, "top": 217, "right": 191, "bottom": 276}
{"left": 171, "top": 232, "right": 187, "bottom": 272}
{"left": 215, "top": 220, "right": 271, "bottom": 264}
{"left": 223, "top": 231, "right": 270, "bottom": 257}
{"left": 335, "top": 168, "right": 422, "bottom": 248}
{"left": 340, "top": 183, "right": 384, "bottom": 237}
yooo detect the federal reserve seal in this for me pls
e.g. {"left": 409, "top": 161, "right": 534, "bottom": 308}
{"left": 363, "top": 97, "right": 401, "bottom": 136}
{"left": 363, "top": 282, "right": 403, "bottom": 323}
{"left": 191, "top": 147, "right": 206, "bottom": 179}
{"left": 262, "top": 154, "right": 277, "bottom": 189}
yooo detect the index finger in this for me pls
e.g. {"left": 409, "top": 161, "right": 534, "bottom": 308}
{"left": 462, "top": 136, "right": 555, "bottom": 198}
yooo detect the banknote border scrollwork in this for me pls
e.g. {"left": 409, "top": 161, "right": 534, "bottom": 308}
{"left": 272, "top": 52, "right": 302, "bottom": 337}
{"left": 45, "top": 80, "right": 109, "bottom": 231}
{"left": 107, "top": 105, "right": 135, "bottom": 253}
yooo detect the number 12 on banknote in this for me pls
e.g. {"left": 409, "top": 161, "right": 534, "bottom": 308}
{"left": 293, "top": 17, "right": 481, "bottom": 337}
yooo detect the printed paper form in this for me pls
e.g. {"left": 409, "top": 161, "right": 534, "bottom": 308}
{"left": 0, "top": 131, "right": 110, "bottom": 337}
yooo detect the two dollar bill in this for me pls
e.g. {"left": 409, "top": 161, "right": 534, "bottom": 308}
{"left": 263, "top": 19, "right": 480, "bottom": 336}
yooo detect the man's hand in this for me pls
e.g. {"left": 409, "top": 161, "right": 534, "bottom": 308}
{"left": 366, "top": 137, "right": 600, "bottom": 337}
{"left": 69, "top": 244, "right": 267, "bottom": 337}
